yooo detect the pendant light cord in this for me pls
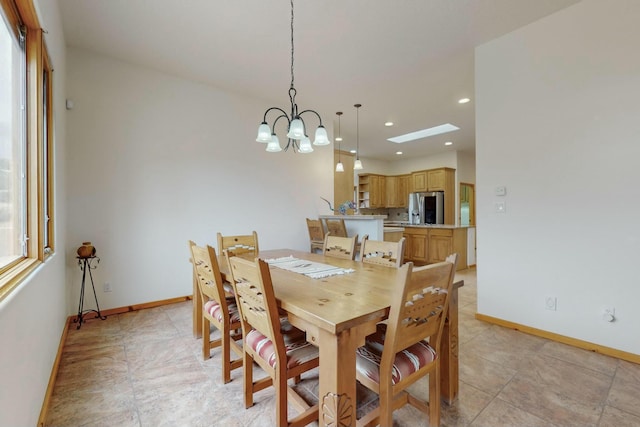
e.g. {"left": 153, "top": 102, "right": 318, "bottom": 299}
{"left": 290, "top": 0, "right": 295, "bottom": 90}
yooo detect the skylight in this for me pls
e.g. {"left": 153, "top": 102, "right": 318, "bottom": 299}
{"left": 387, "top": 123, "right": 460, "bottom": 144}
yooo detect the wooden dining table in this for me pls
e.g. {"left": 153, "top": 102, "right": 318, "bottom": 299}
{"left": 192, "top": 249, "right": 462, "bottom": 426}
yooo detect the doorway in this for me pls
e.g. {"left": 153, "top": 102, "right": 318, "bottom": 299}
{"left": 459, "top": 182, "right": 475, "bottom": 226}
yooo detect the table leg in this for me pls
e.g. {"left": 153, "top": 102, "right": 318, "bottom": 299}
{"left": 441, "top": 283, "right": 460, "bottom": 404}
{"left": 317, "top": 324, "right": 375, "bottom": 427}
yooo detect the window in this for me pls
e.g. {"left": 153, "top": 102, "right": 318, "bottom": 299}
{"left": 0, "top": 0, "right": 55, "bottom": 302}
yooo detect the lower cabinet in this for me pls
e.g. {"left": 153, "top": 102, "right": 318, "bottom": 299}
{"left": 403, "top": 227, "right": 467, "bottom": 270}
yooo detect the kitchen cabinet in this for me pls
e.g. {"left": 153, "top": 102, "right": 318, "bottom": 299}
{"left": 398, "top": 175, "right": 410, "bottom": 208}
{"left": 403, "top": 226, "right": 467, "bottom": 270}
{"left": 358, "top": 174, "right": 386, "bottom": 208}
{"left": 403, "top": 228, "right": 429, "bottom": 264}
{"left": 385, "top": 176, "right": 398, "bottom": 207}
{"left": 412, "top": 171, "right": 428, "bottom": 192}
{"left": 427, "top": 169, "right": 446, "bottom": 191}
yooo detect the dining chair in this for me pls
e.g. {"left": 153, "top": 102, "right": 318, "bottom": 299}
{"left": 355, "top": 253, "right": 458, "bottom": 427}
{"left": 217, "top": 231, "right": 259, "bottom": 257}
{"left": 359, "top": 235, "right": 406, "bottom": 268}
{"left": 225, "top": 253, "right": 320, "bottom": 427}
{"left": 322, "top": 217, "right": 347, "bottom": 237}
{"left": 188, "top": 241, "right": 243, "bottom": 384}
{"left": 323, "top": 233, "right": 358, "bottom": 260}
{"left": 305, "top": 218, "right": 325, "bottom": 253}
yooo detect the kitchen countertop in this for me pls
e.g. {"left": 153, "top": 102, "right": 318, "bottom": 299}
{"left": 384, "top": 222, "right": 474, "bottom": 229}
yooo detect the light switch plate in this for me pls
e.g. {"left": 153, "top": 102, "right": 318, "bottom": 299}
{"left": 495, "top": 186, "right": 506, "bottom": 196}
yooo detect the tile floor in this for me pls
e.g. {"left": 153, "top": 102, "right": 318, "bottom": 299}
{"left": 45, "top": 268, "right": 640, "bottom": 426}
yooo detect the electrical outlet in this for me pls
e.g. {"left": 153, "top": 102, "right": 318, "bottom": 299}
{"left": 545, "top": 296, "right": 557, "bottom": 311}
{"left": 103, "top": 282, "right": 112, "bottom": 293}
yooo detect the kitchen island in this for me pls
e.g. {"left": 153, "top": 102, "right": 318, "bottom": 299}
{"left": 319, "top": 214, "right": 386, "bottom": 241}
{"left": 400, "top": 224, "right": 475, "bottom": 270}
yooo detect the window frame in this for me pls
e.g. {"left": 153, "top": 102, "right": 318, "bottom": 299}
{"left": 0, "top": 0, "right": 55, "bottom": 302}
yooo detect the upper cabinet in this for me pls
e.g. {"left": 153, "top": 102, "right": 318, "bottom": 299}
{"left": 411, "top": 171, "right": 428, "bottom": 192}
{"left": 358, "top": 174, "right": 386, "bottom": 209}
{"left": 359, "top": 169, "right": 454, "bottom": 224}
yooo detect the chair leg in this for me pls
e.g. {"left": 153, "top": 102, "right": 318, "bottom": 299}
{"left": 244, "top": 352, "right": 254, "bottom": 409}
{"left": 202, "top": 317, "right": 210, "bottom": 360}
{"left": 221, "top": 324, "right": 231, "bottom": 384}
{"left": 429, "top": 364, "right": 441, "bottom": 427}
{"left": 379, "top": 384, "right": 393, "bottom": 427}
{"left": 275, "top": 369, "right": 288, "bottom": 427}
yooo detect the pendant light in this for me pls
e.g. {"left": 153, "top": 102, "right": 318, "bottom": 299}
{"left": 353, "top": 103, "right": 363, "bottom": 170}
{"left": 335, "top": 112, "right": 344, "bottom": 172}
{"left": 255, "top": 0, "right": 330, "bottom": 153}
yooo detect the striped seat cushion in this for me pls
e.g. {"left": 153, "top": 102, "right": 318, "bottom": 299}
{"left": 203, "top": 298, "right": 241, "bottom": 323}
{"left": 246, "top": 319, "right": 318, "bottom": 369}
{"left": 355, "top": 323, "right": 437, "bottom": 385}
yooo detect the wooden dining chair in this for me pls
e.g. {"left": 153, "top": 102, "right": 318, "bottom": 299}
{"left": 225, "top": 253, "right": 320, "bottom": 427}
{"left": 305, "top": 218, "right": 325, "bottom": 253}
{"left": 217, "top": 231, "right": 259, "bottom": 257}
{"left": 355, "top": 253, "right": 458, "bottom": 427}
{"left": 323, "top": 217, "right": 347, "bottom": 237}
{"left": 188, "top": 241, "right": 243, "bottom": 384}
{"left": 359, "top": 235, "right": 406, "bottom": 268}
{"left": 323, "top": 233, "right": 358, "bottom": 260}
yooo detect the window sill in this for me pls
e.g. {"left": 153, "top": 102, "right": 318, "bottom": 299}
{"left": 0, "top": 258, "right": 43, "bottom": 303}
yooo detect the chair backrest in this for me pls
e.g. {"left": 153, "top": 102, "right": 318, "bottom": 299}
{"left": 225, "top": 255, "right": 284, "bottom": 360}
{"left": 189, "top": 240, "right": 226, "bottom": 307}
{"left": 360, "top": 235, "right": 406, "bottom": 268}
{"left": 323, "top": 218, "right": 348, "bottom": 238}
{"left": 306, "top": 218, "right": 325, "bottom": 242}
{"left": 217, "top": 231, "right": 259, "bottom": 257}
{"left": 384, "top": 253, "right": 458, "bottom": 359}
{"left": 323, "top": 233, "right": 358, "bottom": 260}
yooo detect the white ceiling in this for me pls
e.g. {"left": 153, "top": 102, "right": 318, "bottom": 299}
{"left": 58, "top": 0, "right": 580, "bottom": 161}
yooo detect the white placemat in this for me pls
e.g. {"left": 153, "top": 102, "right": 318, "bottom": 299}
{"left": 264, "top": 255, "right": 354, "bottom": 279}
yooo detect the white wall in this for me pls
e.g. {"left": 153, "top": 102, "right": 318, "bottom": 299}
{"left": 476, "top": 0, "right": 640, "bottom": 355}
{"left": 65, "top": 48, "right": 334, "bottom": 310}
{"left": 0, "top": 0, "right": 68, "bottom": 425}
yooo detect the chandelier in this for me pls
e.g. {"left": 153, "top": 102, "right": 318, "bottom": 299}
{"left": 255, "top": 0, "right": 330, "bottom": 153}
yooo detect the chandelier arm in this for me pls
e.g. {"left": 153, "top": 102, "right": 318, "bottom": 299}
{"left": 297, "top": 109, "right": 324, "bottom": 126}
{"left": 290, "top": 0, "right": 294, "bottom": 90}
{"left": 271, "top": 113, "right": 291, "bottom": 132}
{"left": 262, "top": 107, "right": 290, "bottom": 123}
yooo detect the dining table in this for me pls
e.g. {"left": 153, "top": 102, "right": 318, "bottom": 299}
{"left": 192, "top": 249, "right": 462, "bottom": 426}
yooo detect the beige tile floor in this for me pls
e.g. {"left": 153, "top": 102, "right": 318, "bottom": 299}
{"left": 45, "top": 268, "right": 640, "bottom": 426}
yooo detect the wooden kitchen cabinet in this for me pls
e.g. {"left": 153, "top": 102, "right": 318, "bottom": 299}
{"left": 398, "top": 175, "right": 410, "bottom": 208}
{"left": 412, "top": 171, "right": 428, "bottom": 192}
{"left": 359, "top": 174, "right": 386, "bottom": 208}
{"left": 427, "top": 169, "right": 446, "bottom": 191}
{"left": 403, "top": 228, "right": 429, "bottom": 264}
{"left": 385, "top": 176, "right": 398, "bottom": 207}
{"left": 404, "top": 227, "right": 467, "bottom": 270}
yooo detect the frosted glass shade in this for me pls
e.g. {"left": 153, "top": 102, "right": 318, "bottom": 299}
{"left": 354, "top": 159, "right": 363, "bottom": 170}
{"left": 266, "top": 134, "right": 282, "bottom": 152}
{"left": 286, "top": 118, "right": 305, "bottom": 140}
{"left": 298, "top": 136, "right": 314, "bottom": 153}
{"left": 256, "top": 122, "right": 272, "bottom": 143}
{"left": 312, "top": 126, "right": 330, "bottom": 145}
{"left": 335, "top": 162, "right": 344, "bottom": 172}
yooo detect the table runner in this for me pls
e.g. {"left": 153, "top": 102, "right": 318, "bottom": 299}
{"left": 264, "top": 255, "right": 355, "bottom": 279}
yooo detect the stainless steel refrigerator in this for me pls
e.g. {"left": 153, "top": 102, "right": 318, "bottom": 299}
{"left": 408, "top": 191, "right": 444, "bottom": 224}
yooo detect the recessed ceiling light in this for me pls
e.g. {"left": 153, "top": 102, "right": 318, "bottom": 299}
{"left": 350, "top": 149, "right": 356, "bottom": 154}
{"left": 387, "top": 123, "right": 460, "bottom": 144}
{"left": 445, "top": 141, "right": 453, "bottom": 146}
{"left": 385, "top": 121, "right": 394, "bottom": 127}
{"left": 396, "top": 151, "right": 403, "bottom": 155}
{"left": 458, "top": 98, "right": 470, "bottom": 104}
{"left": 335, "top": 136, "right": 343, "bottom": 142}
